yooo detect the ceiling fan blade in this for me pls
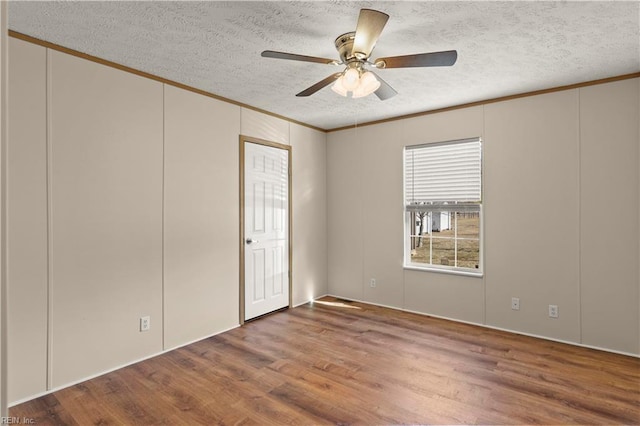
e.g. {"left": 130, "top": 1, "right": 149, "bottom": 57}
{"left": 296, "top": 73, "right": 342, "bottom": 97}
{"left": 371, "top": 72, "right": 397, "bottom": 101}
{"left": 262, "top": 50, "right": 337, "bottom": 65}
{"left": 352, "top": 9, "right": 389, "bottom": 59}
{"left": 375, "top": 50, "right": 458, "bottom": 68}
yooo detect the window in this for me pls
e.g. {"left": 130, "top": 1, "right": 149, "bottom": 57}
{"left": 404, "top": 138, "right": 482, "bottom": 275}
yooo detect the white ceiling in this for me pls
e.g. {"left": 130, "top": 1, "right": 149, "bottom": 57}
{"left": 8, "top": 1, "right": 640, "bottom": 130}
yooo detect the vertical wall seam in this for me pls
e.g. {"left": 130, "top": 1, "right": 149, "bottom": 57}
{"left": 402, "top": 134, "right": 407, "bottom": 310}
{"left": 288, "top": 122, "right": 293, "bottom": 305}
{"left": 45, "top": 48, "right": 53, "bottom": 390}
{"left": 482, "top": 104, "right": 487, "bottom": 326}
{"left": 356, "top": 116, "right": 365, "bottom": 302}
{"left": 577, "top": 88, "right": 583, "bottom": 345}
{"left": 161, "top": 84, "right": 165, "bottom": 351}
{"left": 402, "top": 136, "right": 409, "bottom": 311}
{"left": 239, "top": 138, "right": 244, "bottom": 324}
{"left": 324, "top": 131, "right": 329, "bottom": 299}
{"left": 239, "top": 108, "right": 243, "bottom": 323}
{"left": 289, "top": 129, "right": 293, "bottom": 308}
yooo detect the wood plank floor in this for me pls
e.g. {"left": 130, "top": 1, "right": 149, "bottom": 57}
{"left": 10, "top": 296, "right": 640, "bottom": 425}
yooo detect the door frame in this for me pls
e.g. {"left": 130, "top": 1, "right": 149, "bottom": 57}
{"left": 239, "top": 135, "right": 292, "bottom": 324}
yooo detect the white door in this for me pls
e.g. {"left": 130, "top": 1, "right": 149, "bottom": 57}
{"left": 244, "top": 142, "right": 290, "bottom": 321}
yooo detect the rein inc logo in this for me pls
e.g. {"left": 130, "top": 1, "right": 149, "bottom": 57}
{"left": 1, "top": 418, "right": 35, "bottom": 425}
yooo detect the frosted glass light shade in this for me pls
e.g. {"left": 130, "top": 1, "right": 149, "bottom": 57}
{"left": 331, "top": 76, "right": 348, "bottom": 97}
{"left": 342, "top": 68, "right": 360, "bottom": 91}
{"left": 352, "top": 71, "right": 380, "bottom": 98}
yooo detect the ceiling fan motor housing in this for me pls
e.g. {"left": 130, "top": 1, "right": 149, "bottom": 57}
{"left": 334, "top": 32, "right": 357, "bottom": 63}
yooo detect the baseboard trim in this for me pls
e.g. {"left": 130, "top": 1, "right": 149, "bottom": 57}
{"left": 324, "top": 294, "right": 639, "bottom": 359}
{"left": 293, "top": 294, "right": 328, "bottom": 308}
{"left": 161, "top": 324, "right": 241, "bottom": 353}
{"left": 9, "top": 324, "right": 241, "bottom": 408}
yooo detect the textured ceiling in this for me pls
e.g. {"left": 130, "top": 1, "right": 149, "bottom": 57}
{"left": 8, "top": 1, "right": 640, "bottom": 130}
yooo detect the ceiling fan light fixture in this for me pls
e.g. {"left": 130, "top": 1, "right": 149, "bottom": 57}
{"left": 331, "top": 76, "right": 349, "bottom": 97}
{"left": 342, "top": 68, "right": 360, "bottom": 91}
{"left": 361, "top": 71, "right": 380, "bottom": 90}
{"left": 352, "top": 71, "right": 380, "bottom": 98}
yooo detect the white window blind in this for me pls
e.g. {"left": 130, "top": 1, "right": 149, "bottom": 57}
{"left": 404, "top": 138, "right": 481, "bottom": 211}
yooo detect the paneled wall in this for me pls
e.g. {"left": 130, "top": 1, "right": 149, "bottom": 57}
{"left": 484, "top": 91, "right": 581, "bottom": 342}
{"left": 328, "top": 107, "right": 487, "bottom": 321}
{"left": 328, "top": 78, "right": 640, "bottom": 355}
{"left": 291, "top": 123, "right": 328, "bottom": 306}
{"left": 49, "top": 49, "right": 165, "bottom": 389}
{"left": 327, "top": 127, "right": 363, "bottom": 301}
{"left": 163, "top": 85, "right": 240, "bottom": 351}
{"left": 7, "top": 38, "right": 48, "bottom": 403}
{"left": 7, "top": 37, "right": 328, "bottom": 404}
{"left": 399, "top": 107, "right": 487, "bottom": 324}
{"left": 241, "top": 108, "right": 290, "bottom": 146}
{"left": 579, "top": 81, "right": 639, "bottom": 353}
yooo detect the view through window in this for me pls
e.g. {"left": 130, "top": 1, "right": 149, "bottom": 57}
{"left": 404, "top": 138, "right": 482, "bottom": 273}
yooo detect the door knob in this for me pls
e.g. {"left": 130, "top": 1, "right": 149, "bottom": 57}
{"left": 246, "top": 238, "right": 259, "bottom": 244}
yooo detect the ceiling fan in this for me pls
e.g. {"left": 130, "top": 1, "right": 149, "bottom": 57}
{"left": 261, "top": 8, "right": 458, "bottom": 100}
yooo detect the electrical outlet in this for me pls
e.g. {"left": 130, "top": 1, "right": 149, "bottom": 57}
{"left": 549, "top": 305, "right": 559, "bottom": 318}
{"left": 511, "top": 297, "right": 520, "bottom": 310}
{"left": 140, "top": 316, "right": 150, "bottom": 331}
{"left": 370, "top": 278, "right": 376, "bottom": 288}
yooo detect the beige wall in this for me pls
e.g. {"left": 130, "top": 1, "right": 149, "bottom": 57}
{"left": 7, "top": 38, "right": 48, "bottom": 402}
{"left": 484, "top": 90, "right": 581, "bottom": 342}
{"left": 241, "top": 108, "right": 289, "bottom": 145}
{"left": 49, "top": 50, "right": 165, "bottom": 388}
{"left": 327, "top": 128, "right": 363, "bottom": 301}
{"left": 579, "top": 79, "right": 639, "bottom": 353}
{"left": 291, "top": 123, "right": 328, "bottom": 306}
{"left": 328, "top": 106, "right": 486, "bottom": 319}
{"left": 7, "top": 38, "right": 328, "bottom": 404}
{"left": 163, "top": 85, "right": 241, "bottom": 350}
{"left": 327, "top": 80, "right": 639, "bottom": 355}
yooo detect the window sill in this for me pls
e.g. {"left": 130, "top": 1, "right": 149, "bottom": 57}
{"left": 403, "top": 264, "right": 484, "bottom": 278}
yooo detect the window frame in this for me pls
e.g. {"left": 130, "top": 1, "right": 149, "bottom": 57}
{"left": 403, "top": 138, "right": 483, "bottom": 277}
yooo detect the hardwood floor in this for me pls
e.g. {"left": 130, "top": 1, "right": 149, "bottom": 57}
{"left": 10, "top": 296, "right": 640, "bottom": 425}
